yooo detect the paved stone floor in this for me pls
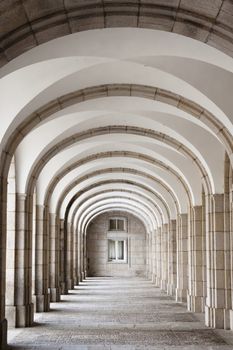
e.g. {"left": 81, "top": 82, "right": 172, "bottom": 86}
{"left": 8, "top": 277, "right": 233, "bottom": 349}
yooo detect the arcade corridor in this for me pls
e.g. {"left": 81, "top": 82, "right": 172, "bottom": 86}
{"left": 1, "top": 1, "right": 233, "bottom": 349}
{"left": 8, "top": 277, "right": 233, "bottom": 349}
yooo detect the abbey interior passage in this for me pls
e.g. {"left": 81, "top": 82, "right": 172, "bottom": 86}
{"left": 2, "top": 1, "right": 233, "bottom": 349}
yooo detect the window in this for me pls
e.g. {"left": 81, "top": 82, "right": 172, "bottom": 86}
{"left": 109, "top": 218, "right": 126, "bottom": 231}
{"left": 108, "top": 239, "right": 126, "bottom": 262}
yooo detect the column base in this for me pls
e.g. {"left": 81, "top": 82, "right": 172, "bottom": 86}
{"left": 230, "top": 310, "right": 233, "bottom": 330}
{"left": 205, "top": 305, "right": 229, "bottom": 329}
{"left": 50, "top": 287, "right": 61, "bottom": 302}
{"left": 176, "top": 288, "right": 187, "bottom": 303}
{"left": 167, "top": 283, "right": 175, "bottom": 296}
{"left": 60, "top": 282, "right": 68, "bottom": 295}
{"left": 33, "top": 293, "right": 50, "bottom": 312}
{"left": 8, "top": 303, "right": 34, "bottom": 328}
{"left": 155, "top": 277, "right": 161, "bottom": 287}
{"left": 79, "top": 274, "right": 83, "bottom": 282}
{"left": 6, "top": 303, "right": 34, "bottom": 327}
{"left": 73, "top": 275, "right": 80, "bottom": 286}
{"left": 151, "top": 273, "right": 156, "bottom": 284}
{"left": 0, "top": 318, "right": 7, "bottom": 350}
{"left": 6, "top": 305, "right": 16, "bottom": 327}
{"left": 81, "top": 272, "right": 85, "bottom": 281}
{"left": 66, "top": 278, "right": 74, "bottom": 291}
{"left": 160, "top": 279, "right": 167, "bottom": 291}
{"left": 187, "top": 294, "right": 204, "bottom": 313}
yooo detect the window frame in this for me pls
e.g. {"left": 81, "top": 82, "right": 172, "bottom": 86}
{"left": 108, "top": 216, "right": 127, "bottom": 232}
{"left": 107, "top": 238, "right": 127, "bottom": 263}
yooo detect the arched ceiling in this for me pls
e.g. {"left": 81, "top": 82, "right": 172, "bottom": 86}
{"left": 0, "top": 0, "right": 233, "bottom": 66}
{"left": 79, "top": 198, "right": 157, "bottom": 231}
{"left": 74, "top": 191, "right": 162, "bottom": 228}
{"left": 71, "top": 184, "right": 167, "bottom": 225}
{"left": 84, "top": 208, "right": 150, "bottom": 235}
{"left": 1, "top": 3, "right": 233, "bottom": 234}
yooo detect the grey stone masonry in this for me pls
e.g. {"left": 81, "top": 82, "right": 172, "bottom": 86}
{"left": 87, "top": 211, "right": 146, "bottom": 277}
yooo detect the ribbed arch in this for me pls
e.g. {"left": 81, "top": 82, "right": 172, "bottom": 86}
{"left": 80, "top": 203, "right": 155, "bottom": 234}
{"left": 84, "top": 208, "right": 151, "bottom": 236}
{"left": 71, "top": 188, "right": 164, "bottom": 228}
{"left": 43, "top": 151, "right": 193, "bottom": 208}
{"left": 54, "top": 167, "right": 180, "bottom": 218}
{"left": 23, "top": 126, "right": 213, "bottom": 204}
{"left": 1, "top": 83, "right": 231, "bottom": 192}
{"left": 73, "top": 192, "right": 162, "bottom": 230}
{"left": 79, "top": 198, "right": 157, "bottom": 231}
{"left": 1, "top": 16, "right": 233, "bottom": 346}
{"left": 62, "top": 179, "right": 171, "bottom": 225}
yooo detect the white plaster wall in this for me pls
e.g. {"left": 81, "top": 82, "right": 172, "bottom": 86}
{"left": 87, "top": 211, "right": 146, "bottom": 277}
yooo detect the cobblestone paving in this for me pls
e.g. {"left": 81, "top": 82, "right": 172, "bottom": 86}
{"left": 8, "top": 277, "right": 233, "bottom": 349}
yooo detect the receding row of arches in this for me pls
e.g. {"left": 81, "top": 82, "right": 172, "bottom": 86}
{"left": 1, "top": 8, "right": 233, "bottom": 348}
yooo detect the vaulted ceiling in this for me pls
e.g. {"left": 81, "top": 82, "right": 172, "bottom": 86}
{"left": 1, "top": 0, "right": 233, "bottom": 66}
{"left": 1, "top": 1, "right": 233, "bottom": 232}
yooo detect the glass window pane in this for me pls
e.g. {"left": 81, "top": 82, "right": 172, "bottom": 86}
{"left": 117, "top": 241, "right": 124, "bottom": 260}
{"left": 109, "top": 219, "right": 116, "bottom": 230}
{"left": 117, "top": 219, "right": 124, "bottom": 231}
{"left": 108, "top": 240, "right": 116, "bottom": 260}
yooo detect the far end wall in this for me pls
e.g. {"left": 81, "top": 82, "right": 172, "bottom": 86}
{"left": 86, "top": 211, "right": 147, "bottom": 277}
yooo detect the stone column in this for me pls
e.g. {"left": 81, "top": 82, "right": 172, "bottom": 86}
{"left": 205, "top": 194, "right": 230, "bottom": 329}
{"left": 149, "top": 231, "right": 156, "bottom": 283}
{"left": 202, "top": 195, "right": 207, "bottom": 311}
{"left": 77, "top": 230, "right": 81, "bottom": 283}
{"left": 59, "top": 219, "right": 67, "bottom": 294}
{"left": 176, "top": 213, "right": 188, "bottom": 302}
{"left": 73, "top": 225, "right": 79, "bottom": 285}
{"left": 0, "top": 176, "right": 8, "bottom": 349}
{"left": 230, "top": 199, "right": 233, "bottom": 330}
{"left": 80, "top": 231, "right": 85, "bottom": 281}
{"left": 33, "top": 205, "right": 50, "bottom": 312}
{"left": 187, "top": 206, "right": 205, "bottom": 312}
{"left": 65, "top": 222, "right": 74, "bottom": 290}
{"left": 12, "top": 193, "right": 34, "bottom": 327}
{"left": 83, "top": 233, "right": 87, "bottom": 278}
{"left": 224, "top": 191, "right": 231, "bottom": 328}
{"left": 155, "top": 227, "right": 162, "bottom": 287}
{"left": 161, "top": 224, "right": 168, "bottom": 291}
{"left": 167, "top": 220, "right": 177, "bottom": 296}
{"left": 5, "top": 161, "right": 16, "bottom": 326}
{"left": 145, "top": 233, "right": 149, "bottom": 278}
{"left": 49, "top": 213, "right": 60, "bottom": 302}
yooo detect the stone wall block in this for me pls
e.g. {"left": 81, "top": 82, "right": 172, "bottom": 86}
{"left": 0, "top": 318, "right": 7, "bottom": 350}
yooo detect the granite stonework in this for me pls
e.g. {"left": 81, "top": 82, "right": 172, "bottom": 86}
{"left": 8, "top": 277, "right": 233, "bottom": 350}
{"left": 1, "top": 0, "right": 233, "bottom": 64}
{"left": 86, "top": 211, "right": 146, "bottom": 277}
{"left": 0, "top": 2, "right": 233, "bottom": 348}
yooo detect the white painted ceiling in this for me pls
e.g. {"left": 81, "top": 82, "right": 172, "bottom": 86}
{"left": 1, "top": 28, "right": 233, "bottom": 231}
